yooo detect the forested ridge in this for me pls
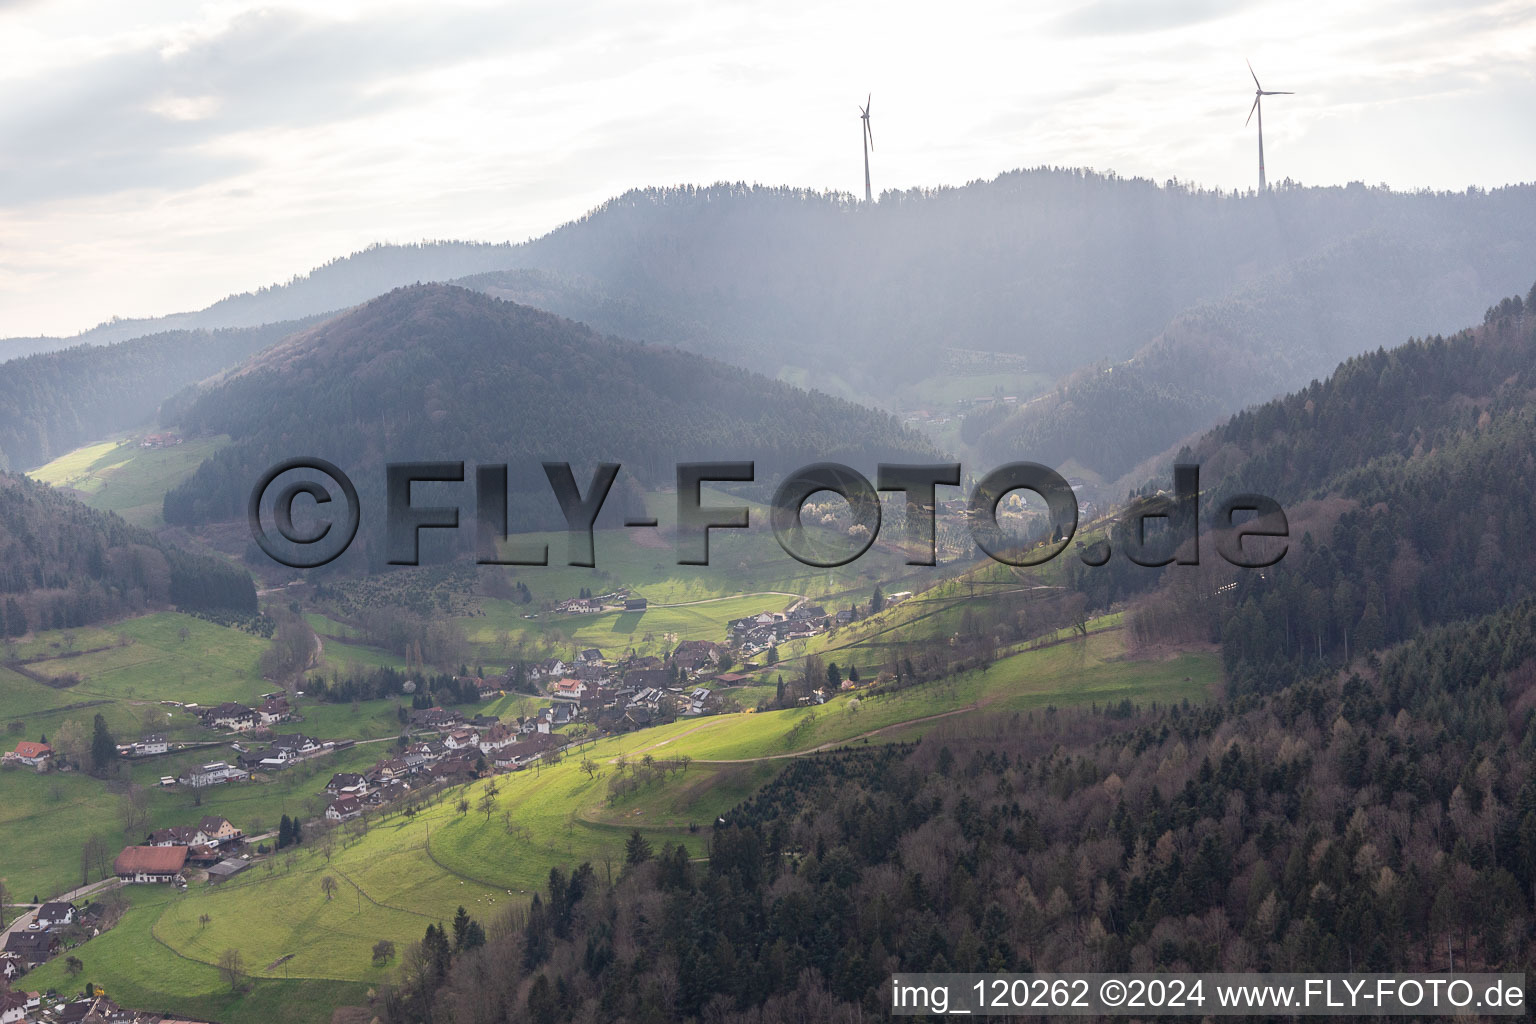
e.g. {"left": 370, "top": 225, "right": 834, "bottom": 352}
{"left": 383, "top": 599, "right": 1536, "bottom": 1023}
{"left": 161, "top": 284, "right": 937, "bottom": 554}
{"left": 1120, "top": 284, "right": 1536, "bottom": 695}
{"left": 0, "top": 471, "right": 255, "bottom": 634}
{"left": 0, "top": 315, "right": 323, "bottom": 471}
{"left": 980, "top": 222, "right": 1536, "bottom": 483}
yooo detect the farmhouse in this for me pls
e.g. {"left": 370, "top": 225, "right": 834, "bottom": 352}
{"left": 7, "top": 740, "right": 52, "bottom": 768}
{"left": 114, "top": 845, "right": 189, "bottom": 883}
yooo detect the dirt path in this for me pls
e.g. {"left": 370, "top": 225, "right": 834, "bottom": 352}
{"left": 650, "top": 592, "right": 803, "bottom": 609}
{"left": 689, "top": 705, "right": 981, "bottom": 764}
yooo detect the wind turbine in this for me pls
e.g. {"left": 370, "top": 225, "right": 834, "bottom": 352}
{"left": 1245, "top": 61, "right": 1292, "bottom": 192}
{"left": 859, "top": 94, "right": 873, "bottom": 202}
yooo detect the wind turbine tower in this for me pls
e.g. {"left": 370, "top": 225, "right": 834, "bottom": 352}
{"left": 1246, "top": 61, "right": 1293, "bottom": 191}
{"left": 859, "top": 94, "right": 874, "bottom": 202}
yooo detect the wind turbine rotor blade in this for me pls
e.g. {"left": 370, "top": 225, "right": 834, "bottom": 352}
{"left": 1247, "top": 59, "right": 1261, "bottom": 90}
{"left": 866, "top": 122, "right": 873, "bottom": 149}
{"left": 1245, "top": 94, "right": 1260, "bottom": 126}
{"left": 1264, "top": 90, "right": 1294, "bottom": 95}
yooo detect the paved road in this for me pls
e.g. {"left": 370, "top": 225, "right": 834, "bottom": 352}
{"left": 0, "top": 876, "right": 122, "bottom": 944}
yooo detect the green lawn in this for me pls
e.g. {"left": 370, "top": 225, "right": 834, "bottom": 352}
{"left": 27, "top": 433, "right": 230, "bottom": 527}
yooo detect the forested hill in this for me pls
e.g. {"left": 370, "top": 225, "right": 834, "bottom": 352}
{"left": 0, "top": 471, "right": 255, "bottom": 634}
{"left": 976, "top": 215, "right": 1536, "bottom": 484}
{"left": 507, "top": 175, "right": 1536, "bottom": 393}
{"left": 385, "top": 599, "right": 1536, "bottom": 1023}
{"left": 0, "top": 316, "right": 325, "bottom": 471}
{"left": 1119, "top": 285, "right": 1536, "bottom": 695}
{"left": 161, "top": 284, "right": 938, "bottom": 545}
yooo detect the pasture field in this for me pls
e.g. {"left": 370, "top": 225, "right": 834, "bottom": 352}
{"left": 0, "top": 739, "right": 392, "bottom": 900}
{"left": 20, "top": 885, "right": 368, "bottom": 1024}
{"left": 27, "top": 433, "right": 230, "bottom": 527}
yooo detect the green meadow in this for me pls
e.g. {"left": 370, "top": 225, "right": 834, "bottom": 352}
{"left": 27, "top": 433, "right": 230, "bottom": 527}
{"left": 58, "top": 625, "right": 1219, "bottom": 1005}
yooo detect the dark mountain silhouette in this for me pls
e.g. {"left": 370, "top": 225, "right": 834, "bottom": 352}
{"left": 161, "top": 284, "right": 938, "bottom": 565}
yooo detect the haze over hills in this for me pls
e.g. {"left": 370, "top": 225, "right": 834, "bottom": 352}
{"left": 0, "top": 317, "right": 326, "bottom": 471}
{"left": 1120, "top": 283, "right": 1536, "bottom": 694}
{"left": 160, "top": 284, "right": 938, "bottom": 561}
{"left": 7, "top": 169, "right": 1535, "bottom": 489}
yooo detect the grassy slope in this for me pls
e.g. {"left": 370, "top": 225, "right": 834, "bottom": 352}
{"left": 87, "top": 626, "right": 1216, "bottom": 1004}
{"left": 27, "top": 434, "right": 229, "bottom": 527}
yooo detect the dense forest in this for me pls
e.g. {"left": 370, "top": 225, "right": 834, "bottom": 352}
{"left": 0, "top": 471, "right": 254, "bottom": 634}
{"left": 382, "top": 594, "right": 1536, "bottom": 1023}
{"left": 161, "top": 284, "right": 937, "bottom": 562}
{"left": 0, "top": 317, "right": 321, "bottom": 471}
{"left": 1118, "top": 285, "right": 1536, "bottom": 695}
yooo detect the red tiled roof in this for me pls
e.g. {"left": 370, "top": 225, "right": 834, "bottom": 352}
{"left": 114, "top": 845, "right": 188, "bottom": 874}
{"left": 13, "top": 741, "right": 51, "bottom": 758}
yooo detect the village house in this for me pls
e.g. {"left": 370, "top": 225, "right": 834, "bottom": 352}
{"left": 476, "top": 722, "right": 516, "bottom": 754}
{"left": 442, "top": 728, "right": 479, "bottom": 751}
{"left": 256, "top": 696, "right": 292, "bottom": 725}
{"left": 671, "top": 640, "right": 723, "bottom": 674}
{"left": 325, "top": 795, "right": 362, "bottom": 822}
{"left": 551, "top": 677, "right": 586, "bottom": 700}
{"left": 410, "top": 707, "right": 464, "bottom": 731}
{"left": 178, "top": 762, "right": 248, "bottom": 788}
{"left": 526, "top": 658, "right": 568, "bottom": 683}
{"left": 325, "top": 772, "right": 368, "bottom": 796}
{"left": 363, "top": 778, "right": 410, "bottom": 807}
{"left": 35, "top": 901, "right": 76, "bottom": 929}
{"left": 0, "top": 988, "right": 32, "bottom": 1023}
{"left": 114, "top": 845, "right": 189, "bottom": 884}
{"left": 54, "top": 995, "right": 128, "bottom": 1023}
{"left": 0, "top": 951, "right": 23, "bottom": 981}
{"left": 118, "top": 734, "right": 169, "bottom": 758}
{"left": 492, "top": 732, "right": 561, "bottom": 770}
{"left": 6, "top": 740, "right": 52, "bottom": 769}
{"left": 204, "top": 702, "right": 260, "bottom": 732}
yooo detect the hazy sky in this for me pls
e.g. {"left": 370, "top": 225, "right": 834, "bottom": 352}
{"left": 2, "top": 0, "right": 1533, "bottom": 338}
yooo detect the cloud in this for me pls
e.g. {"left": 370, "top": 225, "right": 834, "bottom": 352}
{"left": 0, "top": 4, "right": 605, "bottom": 205}
{"left": 1051, "top": 0, "right": 1258, "bottom": 36}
